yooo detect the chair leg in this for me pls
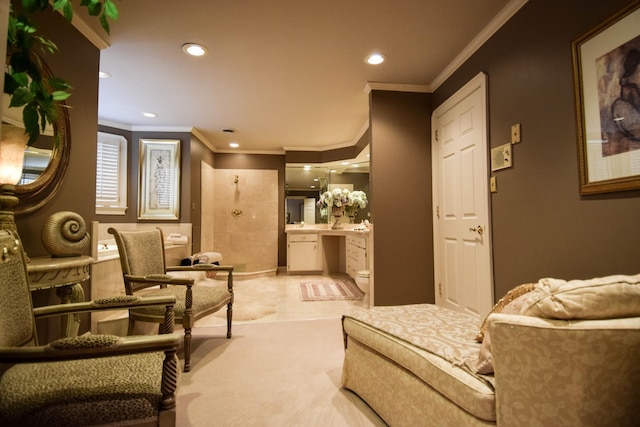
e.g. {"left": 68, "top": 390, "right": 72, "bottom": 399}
{"left": 226, "top": 301, "right": 233, "bottom": 339}
{"left": 183, "top": 327, "right": 192, "bottom": 372}
{"left": 127, "top": 316, "right": 135, "bottom": 336}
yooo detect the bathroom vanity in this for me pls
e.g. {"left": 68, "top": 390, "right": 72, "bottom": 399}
{"left": 285, "top": 225, "right": 371, "bottom": 280}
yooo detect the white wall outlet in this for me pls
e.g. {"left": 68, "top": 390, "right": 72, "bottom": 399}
{"left": 491, "top": 143, "right": 512, "bottom": 171}
{"left": 511, "top": 123, "right": 521, "bottom": 144}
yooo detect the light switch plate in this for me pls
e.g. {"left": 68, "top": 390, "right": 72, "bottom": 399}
{"left": 490, "top": 176, "right": 497, "bottom": 193}
{"left": 491, "top": 143, "right": 512, "bottom": 171}
{"left": 511, "top": 123, "right": 521, "bottom": 144}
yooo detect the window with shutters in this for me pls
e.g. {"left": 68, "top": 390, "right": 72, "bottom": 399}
{"left": 96, "top": 132, "right": 128, "bottom": 215}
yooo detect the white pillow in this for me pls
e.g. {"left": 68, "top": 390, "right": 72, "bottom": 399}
{"left": 521, "top": 274, "right": 640, "bottom": 319}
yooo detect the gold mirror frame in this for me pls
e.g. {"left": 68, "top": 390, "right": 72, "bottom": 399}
{"left": 11, "top": 62, "right": 71, "bottom": 216}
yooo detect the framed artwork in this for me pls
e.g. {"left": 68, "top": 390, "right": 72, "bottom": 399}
{"left": 572, "top": 1, "right": 640, "bottom": 194}
{"left": 138, "top": 139, "right": 181, "bottom": 220}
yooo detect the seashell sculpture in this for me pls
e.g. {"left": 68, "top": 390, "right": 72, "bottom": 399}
{"left": 41, "top": 211, "right": 91, "bottom": 257}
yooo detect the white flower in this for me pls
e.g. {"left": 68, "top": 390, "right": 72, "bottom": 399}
{"left": 317, "top": 188, "right": 368, "bottom": 213}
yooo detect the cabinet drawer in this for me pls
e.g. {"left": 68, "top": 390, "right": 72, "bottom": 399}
{"left": 347, "top": 236, "right": 366, "bottom": 249}
{"left": 288, "top": 233, "right": 318, "bottom": 242}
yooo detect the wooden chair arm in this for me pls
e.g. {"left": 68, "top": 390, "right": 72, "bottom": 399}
{"left": 124, "top": 273, "right": 194, "bottom": 285}
{"left": 166, "top": 264, "right": 234, "bottom": 273}
{"left": 33, "top": 295, "right": 177, "bottom": 319}
{"left": 0, "top": 333, "right": 182, "bottom": 364}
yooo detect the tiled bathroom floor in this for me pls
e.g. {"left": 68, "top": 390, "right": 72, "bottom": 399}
{"left": 197, "top": 272, "right": 368, "bottom": 327}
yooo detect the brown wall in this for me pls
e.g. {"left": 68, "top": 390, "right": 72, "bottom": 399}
{"left": 14, "top": 8, "right": 100, "bottom": 258}
{"left": 370, "top": 91, "right": 433, "bottom": 305}
{"left": 433, "top": 0, "right": 640, "bottom": 300}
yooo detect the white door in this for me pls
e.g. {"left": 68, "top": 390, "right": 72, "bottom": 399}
{"left": 432, "top": 73, "right": 493, "bottom": 319}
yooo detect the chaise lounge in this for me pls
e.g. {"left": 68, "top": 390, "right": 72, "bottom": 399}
{"left": 341, "top": 274, "right": 640, "bottom": 426}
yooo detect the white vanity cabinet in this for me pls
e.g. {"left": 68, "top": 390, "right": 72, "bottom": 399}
{"left": 287, "top": 233, "right": 321, "bottom": 271}
{"left": 346, "top": 235, "right": 367, "bottom": 279}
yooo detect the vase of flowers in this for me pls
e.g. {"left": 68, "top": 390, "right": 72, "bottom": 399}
{"left": 317, "top": 188, "right": 367, "bottom": 229}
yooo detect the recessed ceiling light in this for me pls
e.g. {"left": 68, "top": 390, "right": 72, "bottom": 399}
{"left": 142, "top": 112, "right": 157, "bottom": 118}
{"left": 365, "top": 53, "right": 386, "bottom": 65}
{"left": 229, "top": 142, "right": 239, "bottom": 148}
{"left": 99, "top": 71, "right": 111, "bottom": 78}
{"left": 182, "top": 43, "right": 208, "bottom": 57}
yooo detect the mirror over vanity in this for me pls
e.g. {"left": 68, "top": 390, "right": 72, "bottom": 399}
{"left": 285, "top": 146, "right": 370, "bottom": 225}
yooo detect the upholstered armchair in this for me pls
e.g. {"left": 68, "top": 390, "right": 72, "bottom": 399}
{"left": 108, "top": 227, "right": 234, "bottom": 372}
{"left": 0, "top": 229, "right": 182, "bottom": 427}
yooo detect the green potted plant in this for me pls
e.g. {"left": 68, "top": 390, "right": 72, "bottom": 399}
{"left": 4, "top": 0, "right": 119, "bottom": 146}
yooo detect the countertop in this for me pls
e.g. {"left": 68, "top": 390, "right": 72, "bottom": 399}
{"left": 285, "top": 224, "right": 371, "bottom": 236}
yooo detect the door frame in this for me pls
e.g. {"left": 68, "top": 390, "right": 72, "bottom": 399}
{"left": 431, "top": 72, "right": 494, "bottom": 313}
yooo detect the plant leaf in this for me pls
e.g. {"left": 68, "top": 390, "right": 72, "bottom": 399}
{"left": 87, "top": 0, "right": 102, "bottom": 16}
{"left": 9, "top": 87, "right": 33, "bottom": 107}
{"left": 22, "top": 0, "right": 49, "bottom": 13}
{"left": 48, "top": 77, "right": 72, "bottom": 91}
{"left": 104, "top": 0, "right": 119, "bottom": 20}
{"left": 11, "top": 72, "right": 29, "bottom": 88}
{"left": 22, "top": 104, "right": 40, "bottom": 145}
{"left": 99, "top": 13, "right": 110, "bottom": 34}
{"left": 51, "top": 90, "right": 71, "bottom": 101}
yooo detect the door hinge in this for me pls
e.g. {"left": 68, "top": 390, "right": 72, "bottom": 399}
{"left": 438, "top": 283, "right": 442, "bottom": 297}
{"left": 435, "top": 129, "right": 438, "bottom": 142}
{"left": 436, "top": 206, "right": 440, "bottom": 219}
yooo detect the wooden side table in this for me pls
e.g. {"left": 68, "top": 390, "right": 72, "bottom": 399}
{"left": 27, "top": 255, "right": 93, "bottom": 338}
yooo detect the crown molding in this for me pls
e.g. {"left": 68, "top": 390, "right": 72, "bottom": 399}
{"left": 66, "top": 11, "right": 111, "bottom": 50}
{"left": 430, "top": 0, "right": 529, "bottom": 90}
{"left": 283, "top": 120, "right": 370, "bottom": 152}
{"left": 98, "top": 120, "right": 192, "bottom": 133}
{"left": 364, "top": 82, "right": 431, "bottom": 94}
{"left": 215, "top": 148, "right": 286, "bottom": 155}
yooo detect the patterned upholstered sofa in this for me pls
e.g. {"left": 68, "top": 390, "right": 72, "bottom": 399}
{"left": 341, "top": 274, "right": 640, "bottom": 426}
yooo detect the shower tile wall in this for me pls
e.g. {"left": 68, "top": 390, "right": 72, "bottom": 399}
{"left": 211, "top": 169, "right": 278, "bottom": 272}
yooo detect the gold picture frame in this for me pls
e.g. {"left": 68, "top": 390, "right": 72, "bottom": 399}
{"left": 138, "top": 139, "right": 181, "bottom": 220}
{"left": 572, "top": 1, "right": 640, "bottom": 194}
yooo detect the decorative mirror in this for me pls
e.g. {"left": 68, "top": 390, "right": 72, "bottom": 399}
{"left": 2, "top": 66, "right": 71, "bottom": 215}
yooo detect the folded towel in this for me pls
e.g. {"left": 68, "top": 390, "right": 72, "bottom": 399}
{"left": 194, "top": 251, "right": 223, "bottom": 264}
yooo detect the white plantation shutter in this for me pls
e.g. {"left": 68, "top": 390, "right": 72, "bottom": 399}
{"left": 96, "top": 132, "right": 128, "bottom": 215}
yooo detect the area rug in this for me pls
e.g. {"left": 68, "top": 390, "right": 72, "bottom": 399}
{"left": 299, "top": 278, "right": 364, "bottom": 301}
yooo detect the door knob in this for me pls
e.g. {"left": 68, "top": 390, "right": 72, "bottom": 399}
{"left": 469, "top": 225, "right": 484, "bottom": 235}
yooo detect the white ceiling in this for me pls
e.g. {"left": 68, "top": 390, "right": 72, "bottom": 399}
{"left": 93, "top": 0, "right": 523, "bottom": 155}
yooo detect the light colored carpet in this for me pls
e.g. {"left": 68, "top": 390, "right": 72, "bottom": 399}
{"left": 177, "top": 318, "right": 386, "bottom": 426}
{"left": 299, "top": 278, "right": 364, "bottom": 301}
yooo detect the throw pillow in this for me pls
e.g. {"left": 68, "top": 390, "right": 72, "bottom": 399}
{"left": 521, "top": 274, "right": 640, "bottom": 319}
{"left": 474, "top": 292, "right": 530, "bottom": 374}
{"left": 475, "top": 282, "right": 537, "bottom": 342}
